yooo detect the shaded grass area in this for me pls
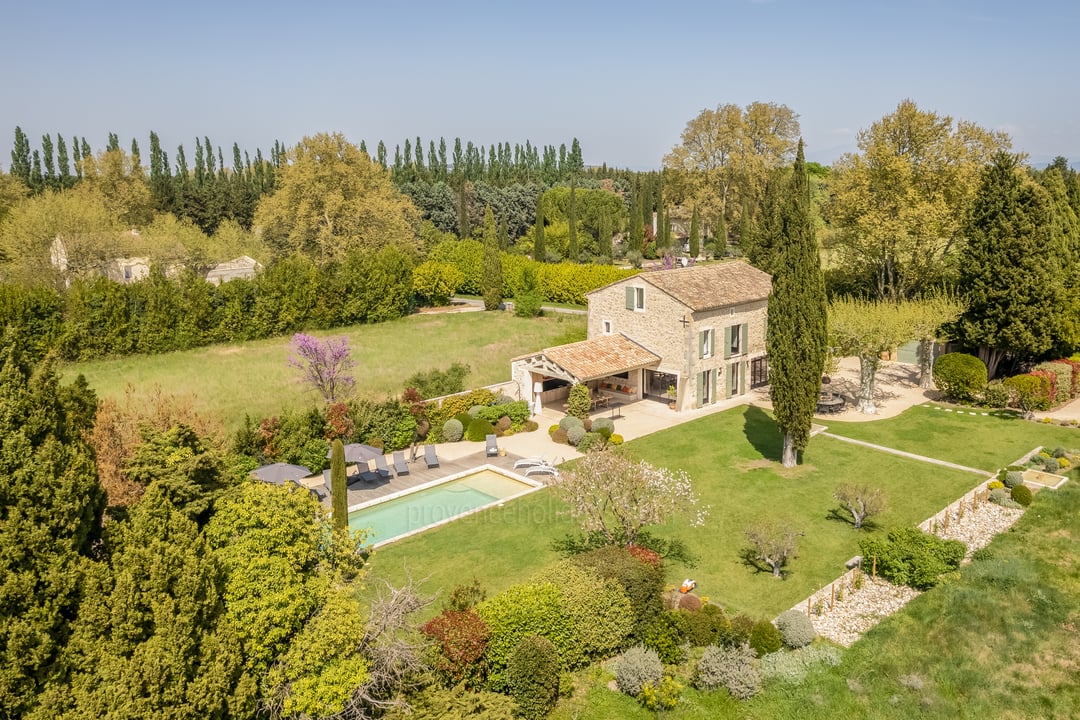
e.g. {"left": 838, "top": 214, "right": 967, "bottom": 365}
{"left": 553, "top": 480, "right": 1080, "bottom": 719}
{"left": 824, "top": 404, "right": 1080, "bottom": 471}
{"left": 366, "top": 405, "right": 983, "bottom": 620}
{"left": 62, "top": 311, "right": 585, "bottom": 432}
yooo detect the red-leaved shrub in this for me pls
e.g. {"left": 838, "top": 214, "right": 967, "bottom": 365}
{"left": 420, "top": 609, "right": 490, "bottom": 688}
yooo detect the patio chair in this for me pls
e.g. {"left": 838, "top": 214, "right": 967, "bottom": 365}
{"left": 373, "top": 454, "right": 392, "bottom": 479}
{"left": 393, "top": 451, "right": 409, "bottom": 475}
{"left": 486, "top": 434, "right": 499, "bottom": 457}
{"left": 424, "top": 444, "right": 440, "bottom": 469}
{"left": 513, "top": 455, "right": 548, "bottom": 469}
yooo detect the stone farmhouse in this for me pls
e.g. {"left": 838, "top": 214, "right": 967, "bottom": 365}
{"left": 512, "top": 260, "right": 771, "bottom": 413}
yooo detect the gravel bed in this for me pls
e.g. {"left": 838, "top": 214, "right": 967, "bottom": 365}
{"left": 808, "top": 500, "right": 1024, "bottom": 647}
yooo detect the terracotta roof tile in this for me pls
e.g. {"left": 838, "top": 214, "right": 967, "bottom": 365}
{"left": 588, "top": 260, "right": 771, "bottom": 312}
{"left": 544, "top": 334, "right": 660, "bottom": 382}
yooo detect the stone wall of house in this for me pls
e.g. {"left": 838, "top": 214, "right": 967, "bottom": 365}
{"left": 588, "top": 278, "right": 767, "bottom": 411}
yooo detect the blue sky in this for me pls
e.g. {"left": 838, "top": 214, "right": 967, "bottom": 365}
{"left": 2, "top": 0, "right": 1077, "bottom": 171}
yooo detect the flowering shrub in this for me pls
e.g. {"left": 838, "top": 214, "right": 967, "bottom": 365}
{"left": 287, "top": 333, "right": 356, "bottom": 403}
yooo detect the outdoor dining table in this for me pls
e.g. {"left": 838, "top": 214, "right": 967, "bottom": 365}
{"left": 816, "top": 394, "right": 845, "bottom": 414}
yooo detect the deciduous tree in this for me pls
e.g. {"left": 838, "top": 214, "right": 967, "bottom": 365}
{"left": 828, "top": 298, "right": 917, "bottom": 413}
{"left": 288, "top": 333, "right": 357, "bottom": 403}
{"left": 743, "top": 519, "right": 801, "bottom": 578}
{"left": 833, "top": 484, "right": 885, "bottom": 529}
{"left": 254, "top": 132, "right": 420, "bottom": 260}
{"left": 553, "top": 451, "right": 707, "bottom": 547}
{"left": 827, "top": 99, "right": 1010, "bottom": 301}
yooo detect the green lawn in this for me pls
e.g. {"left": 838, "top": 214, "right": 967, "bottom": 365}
{"left": 62, "top": 311, "right": 585, "bottom": 432}
{"left": 367, "top": 405, "right": 986, "bottom": 619}
{"left": 552, "top": 480, "right": 1080, "bottom": 719}
{"left": 824, "top": 404, "right": 1080, "bottom": 471}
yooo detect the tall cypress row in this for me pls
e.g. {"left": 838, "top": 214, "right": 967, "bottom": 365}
{"left": 765, "top": 139, "right": 828, "bottom": 467}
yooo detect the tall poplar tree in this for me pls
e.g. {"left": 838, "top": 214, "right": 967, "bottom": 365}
{"left": 481, "top": 205, "right": 503, "bottom": 310}
{"left": 57, "top": 135, "right": 73, "bottom": 188}
{"left": 331, "top": 439, "right": 347, "bottom": 530}
{"left": 41, "top": 134, "right": 57, "bottom": 189}
{"left": 766, "top": 140, "right": 828, "bottom": 467}
{"left": 534, "top": 190, "right": 546, "bottom": 261}
{"left": 10, "top": 127, "right": 31, "bottom": 186}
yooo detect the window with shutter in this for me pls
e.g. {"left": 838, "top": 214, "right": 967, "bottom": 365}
{"left": 625, "top": 287, "right": 634, "bottom": 309}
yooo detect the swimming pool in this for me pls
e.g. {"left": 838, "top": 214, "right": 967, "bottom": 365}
{"left": 347, "top": 466, "right": 542, "bottom": 546}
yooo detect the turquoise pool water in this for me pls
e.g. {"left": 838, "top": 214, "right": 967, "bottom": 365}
{"left": 348, "top": 469, "right": 536, "bottom": 545}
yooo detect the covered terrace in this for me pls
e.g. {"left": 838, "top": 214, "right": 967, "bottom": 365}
{"left": 510, "top": 333, "right": 661, "bottom": 416}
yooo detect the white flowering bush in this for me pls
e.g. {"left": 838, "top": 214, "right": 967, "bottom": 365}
{"left": 552, "top": 452, "right": 708, "bottom": 545}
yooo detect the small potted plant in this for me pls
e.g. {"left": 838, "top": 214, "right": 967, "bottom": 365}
{"left": 667, "top": 384, "right": 677, "bottom": 410}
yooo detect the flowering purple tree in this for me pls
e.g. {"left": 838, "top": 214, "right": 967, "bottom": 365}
{"left": 287, "top": 333, "right": 356, "bottom": 403}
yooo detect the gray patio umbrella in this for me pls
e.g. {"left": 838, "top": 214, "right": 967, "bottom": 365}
{"left": 325, "top": 443, "right": 384, "bottom": 463}
{"left": 252, "top": 462, "right": 312, "bottom": 485}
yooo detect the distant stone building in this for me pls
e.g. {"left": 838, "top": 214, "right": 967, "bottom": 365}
{"left": 205, "top": 255, "right": 262, "bottom": 285}
{"left": 511, "top": 260, "right": 771, "bottom": 412}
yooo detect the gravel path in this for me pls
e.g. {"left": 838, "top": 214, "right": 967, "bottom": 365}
{"left": 809, "top": 500, "right": 1024, "bottom": 647}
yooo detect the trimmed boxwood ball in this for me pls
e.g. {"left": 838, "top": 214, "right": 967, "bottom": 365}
{"left": 455, "top": 412, "right": 474, "bottom": 428}
{"left": 494, "top": 393, "right": 515, "bottom": 405}
{"left": 551, "top": 428, "right": 569, "bottom": 444}
{"left": 566, "top": 425, "right": 586, "bottom": 446}
{"left": 1003, "top": 471, "right": 1025, "bottom": 489}
{"left": 558, "top": 415, "right": 584, "bottom": 432}
{"left": 614, "top": 646, "right": 662, "bottom": 697}
{"left": 1010, "top": 484, "right": 1033, "bottom": 506}
{"left": 591, "top": 417, "right": 615, "bottom": 438}
{"left": 442, "top": 418, "right": 464, "bottom": 442}
{"left": 465, "top": 418, "right": 495, "bottom": 442}
{"left": 775, "top": 609, "right": 815, "bottom": 649}
{"left": 506, "top": 636, "right": 559, "bottom": 720}
{"left": 749, "top": 619, "right": 783, "bottom": 656}
{"left": 933, "top": 352, "right": 988, "bottom": 403}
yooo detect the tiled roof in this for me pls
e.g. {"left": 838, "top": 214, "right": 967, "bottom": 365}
{"left": 589, "top": 260, "right": 772, "bottom": 312}
{"left": 544, "top": 333, "right": 660, "bottom": 382}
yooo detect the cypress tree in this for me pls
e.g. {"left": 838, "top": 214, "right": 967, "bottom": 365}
{"left": 481, "top": 206, "right": 503, "bottom": 310}
{"left": 715, "top": 209, "right": 728, "bottom": 257}
{"left": 598, "top": 210, "right": 613, "bottom": 262}
{"left": 953, "top": 153, "right": 1063, "bottom": 378}
{"left": 689, "top": 205, "right": 701, "bottom": 258}
{"left": 766, "top": 139, "right": 828, "bottom": 468}
{"left": 457, "top": 183, "right": 471, "bottom": 238}
{"left": 331, "top": 439, "right": 347, "bottom": 530}
{"left": 534, "top": 190, "right": 546, "bottom": 261}
{"left": 497, "top": 214, "right": 509, "bottom": 251}
{"left": 629, "top": 183, "right": 644, "bottom": 255}
{"left": 568, "top": 177, "right": 579, "bottom": 262}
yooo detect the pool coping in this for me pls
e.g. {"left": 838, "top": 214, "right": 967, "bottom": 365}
{"left": 348, "top": 464, "right": 546, "bottom": 549}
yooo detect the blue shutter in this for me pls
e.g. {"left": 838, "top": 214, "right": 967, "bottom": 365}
{"left": 741, "top": 323, "right": 749, "bottom": 355}
{"left": 625, "top": 286, "right": 634, "bottom": 309}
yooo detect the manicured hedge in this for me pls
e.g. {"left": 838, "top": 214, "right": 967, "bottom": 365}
{"left": 859, "top": 527, "right": 966, "bottom": 590}
{"left": 932, "top": 352, "right": 987, "bottom": 403}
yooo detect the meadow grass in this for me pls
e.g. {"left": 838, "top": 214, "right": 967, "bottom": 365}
{"left": 366, "top": 405, "right": 985, "bottom": 620}
{"left": 62, "top": 311, "right": 586, "bottom": 432}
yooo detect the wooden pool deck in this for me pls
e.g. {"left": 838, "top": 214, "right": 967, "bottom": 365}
{"left": 303, "top": 448, "right": 538, "bottom": 509}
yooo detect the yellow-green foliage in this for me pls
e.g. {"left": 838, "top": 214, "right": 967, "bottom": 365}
{"left": 476, "top": 582, "right": 576, "bottom": 690}
{"left": 268, "top": 587, "right": 369, "bottom": 718}
{"left": 412, "top": 261, "right": 464, "bottom": 305}
{"left": 531, "top": 560, "right": 634, "bottom": 665}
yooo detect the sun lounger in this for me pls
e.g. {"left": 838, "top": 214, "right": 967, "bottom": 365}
{"left": 373, "top": 454, "right": 392, "bottom": 479}
{"left": 525, "top": 464, "right": 558, "bottom": 479}
{"left": 513, "top": 456, "right": 548, "bottom": 469}
{"left": 310, "top": 484, "right": 329, "bottom": 502}
{"left": 424, "top": 444, "right": 440, "bottom": 469}
{"left": 393, "top": 451, "right": 409, "bottom": 475}
{"left": 486, "top": 434, "right": 499, "bottom": 457}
